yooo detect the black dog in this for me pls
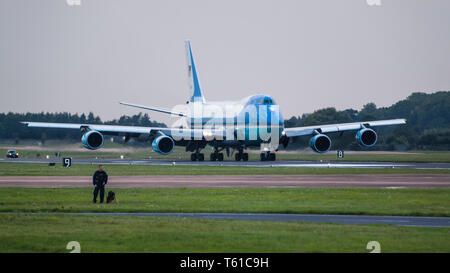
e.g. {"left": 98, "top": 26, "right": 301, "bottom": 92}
{"left": 106, "top": 191, "right": 118, "bottom": 204}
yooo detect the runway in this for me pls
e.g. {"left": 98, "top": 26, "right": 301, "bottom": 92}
{"left": 0, "top": 174, "right": 449, "bottom": 188}
{"left": 44, "top": 212, "right": 450, "bottom": 228}
{"left": 1, "top": 157, "right": 450, "bottom": 169}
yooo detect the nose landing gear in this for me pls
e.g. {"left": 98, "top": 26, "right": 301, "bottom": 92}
{"left": 260, "top": 152, "right": 276, "bottom": 161}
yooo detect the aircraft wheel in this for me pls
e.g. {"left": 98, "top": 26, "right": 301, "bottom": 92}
{"left": 268, "top": 153, "right": 276, "bottom": 161}
{"left": 198, "top": 153, "right": 204, "bottom": 161}
{"left": 191, "top": 153, "right": 197, "bottom": 161}
{"left": 217, "top": 153, "right": 224, "bottom": 161}
{"left": 210, "top": 153, "right": 217, "bottom": 161}
{"left": 259, "top": 153, "right": 267, "bottom": 161}
{"left": 235, "top": 153, "right": 242, "bottom": 161}
{"left": 242, "top": 153, "right": 249, "bottom": 161}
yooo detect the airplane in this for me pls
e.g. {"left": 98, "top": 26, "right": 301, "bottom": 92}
{"left": 22, "top": 40, "right": 406, "bottom": 162}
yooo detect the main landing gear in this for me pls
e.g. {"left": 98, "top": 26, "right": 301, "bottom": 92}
{"left": 210, "top": 151, "right": 224, "bottom": 161}
{"left": 191, "top": 152, "right": 204, "bottom": 161}
{"left": 260, "top": 151, "right": 276, "bottom": 161}
{"left": 190, "top": 147, "right": 275, "bottom": 162}
{"left": 235, "top": 149, "right": 249, "bottom": 161}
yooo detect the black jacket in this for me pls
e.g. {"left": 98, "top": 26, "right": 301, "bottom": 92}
{"left": 93, "top": 170, "right": 108, "bottom": 187}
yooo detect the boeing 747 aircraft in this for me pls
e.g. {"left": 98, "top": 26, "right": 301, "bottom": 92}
{"left": 23, "top": 41, "right": 406, "bottom": 161}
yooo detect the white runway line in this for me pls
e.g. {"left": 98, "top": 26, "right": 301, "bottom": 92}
{"left": 1, "top": 158, "right": 449, "bottom": 170}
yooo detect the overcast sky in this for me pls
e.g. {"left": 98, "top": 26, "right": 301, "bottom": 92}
{"left": 1, "top": 0, "right": 449, "bottom": 123}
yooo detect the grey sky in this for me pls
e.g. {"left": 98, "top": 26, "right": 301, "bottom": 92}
{"left": 1, "top": 0, "right": 449, "bottom": 124}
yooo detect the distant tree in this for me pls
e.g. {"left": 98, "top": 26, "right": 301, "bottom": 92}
{"left": 358, "top": 103, "right": 378, "bottom": 121}
{"left": 0, "top": 111, "right": 166, "bottom": 141}
{"left": 283, "top": 91, "right": 450, "bottom": 150}
{"left": 417, "top": 129, "right": 450, "bottom": 150}
{"left": 284, "top": 116, "right": 301, "bottom": 128}
{"left": 105, "top": 113, "right": 166, "bottom": 128}
{"left": 344, "top": 108, "right": 358, "bottom": 121}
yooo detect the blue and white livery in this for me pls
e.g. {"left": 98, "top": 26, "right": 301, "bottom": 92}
{"left": 23, "top": 41, "right": 406, "bottom": 161}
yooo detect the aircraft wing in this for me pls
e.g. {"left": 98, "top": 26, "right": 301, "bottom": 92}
{"left": 22, "top": 122, "right": 160, "bottom": 135}
{"left": 283, "top": 119, "right": 407, "bottom": 137}
{"left": 23, "top": 118, "right": 406, "bottom": 141}
{"left": 21, "top": 122, "right": 225, "bottom": 139}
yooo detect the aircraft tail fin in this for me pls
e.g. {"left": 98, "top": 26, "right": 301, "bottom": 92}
{"left": 185, "top": 40, "right": 205, "bottom": 103}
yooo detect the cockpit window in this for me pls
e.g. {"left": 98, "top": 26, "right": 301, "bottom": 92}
{"left": 263, "top": 97, "right": 273, "bottom": 104}
{"left": 247, "top": 95, "right": 276, "bottom": 105}
{"left": 258, "top": 96, "right": 274, "bottom": 104}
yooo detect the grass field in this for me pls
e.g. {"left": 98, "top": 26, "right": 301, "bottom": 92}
{"left": 1, "top": 146, "right": 448, "bottom": 253}
{"left": 1, "top": 162, "right": 450, "bottom": 176}
{"left": 1, "top": 187, "right": 449, "bottom": 216}
{"left": 0, "top": 213, "right": 448, "bottom": 253}
{"left": 2, "top": 146, "right": 450, "bottom": 163}
{"left": 267, "top": 151, "right": 450, "bottom": 163}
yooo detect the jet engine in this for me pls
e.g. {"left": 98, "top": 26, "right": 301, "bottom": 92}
{"left": 81, "top": 130, "right": 104, "bottom": 150}
{"left": 152, "top": 135, "right": 175, "bottom": 155}
{"left": 309, "top": 134, "right": 331, "bottom": 153}
{"left": 356, "top": 128, "right": 377, "bottom": 147}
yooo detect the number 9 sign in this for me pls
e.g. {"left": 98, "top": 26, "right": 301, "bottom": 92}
{"left": 62, "top": 158, "right": 72, "bottom": 167}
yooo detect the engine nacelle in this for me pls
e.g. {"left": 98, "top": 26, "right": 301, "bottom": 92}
{"left": 152, "top": 135, "right": 175, "bottom": 155}
{"left": 81, "top": 130, "right": 104, "bottom": 150}
{"left": 356, "top": 128, "right": 377, "bottom": 147}
{"left": 310, "top": 134, "right": 331, "bottom": 153}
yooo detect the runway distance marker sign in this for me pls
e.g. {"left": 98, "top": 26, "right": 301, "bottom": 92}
{"left": 62, "top": 158, "right": 72, "bottom": 167}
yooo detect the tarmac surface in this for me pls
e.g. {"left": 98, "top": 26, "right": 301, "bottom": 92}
{"left": 54, "top": 212, "right": 450, "bottom": 228}
{"left": 1, "top": 157, "right": 450, "bottom": 169}
{"left": 0, "top": 174, "right": 449, "bottom": 188}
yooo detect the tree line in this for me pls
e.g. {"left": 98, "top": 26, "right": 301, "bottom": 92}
{"left": 0, "top": 112, "right": 165, "bottom": 144}
{"left": 284, "top": 91, "right": 450, "bottom": 150}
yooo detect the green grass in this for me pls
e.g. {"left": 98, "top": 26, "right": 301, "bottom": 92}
{"left": 0, "top": 213, "right": 448, "bottom": 253}
{"left": 2, "top": 146, "right": 450, "bottom": 162}
{"left": 1, "top": 187, "right": 449, "bottom": 217}
{"left": 266, "top": 151, "right": 450, "bottom": 163}
{"left": 1, "top": 162, "right": 449, "bottom": 176}
{"left": 2, "top": 149, "right": 131, "bottom": 159}
{"left": 1, "top": 146, "right": 190, "bottom": 160}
